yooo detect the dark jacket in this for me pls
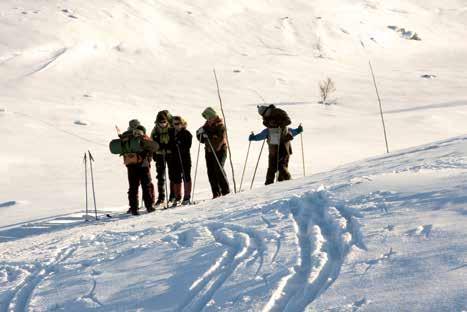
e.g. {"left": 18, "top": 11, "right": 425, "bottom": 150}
{"left": 262, "top": 107, "right": 291, "bottom": 128}
{"left": 150, "top": 126, "right": 175, "bottom": 155}
{"left": 261, "top": 107, "right": 293, "bottom": 156}
{"left": 174, "top": 128, "right": 193, "bottom": 157}
{"left": 198, "top": 117, "right": 227, "bottom": 153}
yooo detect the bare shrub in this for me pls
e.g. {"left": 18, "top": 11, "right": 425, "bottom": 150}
{"left": 318, "top": 77, "right": 336, "bottom": 105}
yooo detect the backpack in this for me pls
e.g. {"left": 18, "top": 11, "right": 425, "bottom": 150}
{"left": 109, "top": 136, "right": 144, "bottom": 155}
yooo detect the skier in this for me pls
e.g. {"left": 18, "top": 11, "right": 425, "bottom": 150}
{"left": 196, "top": 107, "right": 230, "bottom": 199}
{"left": 150, "top": 110, "right": 176, "bottom": 206}
{"left": 119, "top": 119, "right": 156, "bottom": 215}
{"left": 172, "top": 116, "right": 193, "bottom": 205}
{"left": 249, "top": 105, "right": 303, "bottom": 185}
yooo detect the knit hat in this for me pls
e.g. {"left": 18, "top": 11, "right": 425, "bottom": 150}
{"left": 155, "top": 110, "right": 173, "bottom": 124}
{"left": 202, "top": 107, "right": 217, "bottom": 120}
{"left": 257, "top": 104, "right": 275, "bottom": 116}
{"left": 128, "top": 119, "right": 141, "bottom": 130}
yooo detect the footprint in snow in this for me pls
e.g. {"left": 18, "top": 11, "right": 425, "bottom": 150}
{"left": 162, "top": 229, "right": 199, "bottom": 248}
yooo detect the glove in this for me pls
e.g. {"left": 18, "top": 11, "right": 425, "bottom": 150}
{"left": 196, "top": 128, "right": 205, "bottom": 137}
{"left": 297, "top": 124, "right": 303, "bottom": 134}
{"left": 248, "top": 133, "right": 255, "bottom": 141}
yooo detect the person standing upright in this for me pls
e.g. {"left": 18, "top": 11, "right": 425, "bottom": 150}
{"left": 119, "top": 119, "right": 156, "bottom": 215}
{"left": 196, "top": 107, "right": 230, "bottom": 199}
{"left": 172, "top": 116, "right": 193, "bottom": 205}
{"left": 150, "top": 110, "right": 175, "bottom": 206}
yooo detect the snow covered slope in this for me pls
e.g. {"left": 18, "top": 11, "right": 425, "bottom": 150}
{"left": 1, "top": 136, "right": 466, "bottom": 311}
{"left": 1, "top": 0, "right": 467, "bottom": 225}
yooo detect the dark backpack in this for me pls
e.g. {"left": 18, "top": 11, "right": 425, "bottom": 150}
{"left": 109, "top": 136, "right": 144, "bottom": 155}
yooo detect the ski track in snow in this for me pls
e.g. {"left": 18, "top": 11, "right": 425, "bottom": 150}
{"left": 0, "top": 191, "right": 365, "bottom": 311}
{"left": 176, "top": 191, "right": 364, "bottom": 311}
{"left": 179, "top": 222, "right": 265, "bottom": 312}
{"left": 2, "top": 245, "right": 77, "bottom": 312}
{"left": 264, "top": 193, "right": 365, "bottom": 312}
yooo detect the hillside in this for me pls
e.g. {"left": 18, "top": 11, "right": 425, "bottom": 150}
{"left": 1, "top": 136, "right": 466, "bottom": 311}
{"left": 1, "top": 0, "right": 466, "bottom": 225}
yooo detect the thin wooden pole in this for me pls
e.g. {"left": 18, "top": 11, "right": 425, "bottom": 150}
{"left": 368, "top": 61, "right": 390, "bottom": 153}
{"left": 213, "top": 68, "right": 237, "bottom": 193}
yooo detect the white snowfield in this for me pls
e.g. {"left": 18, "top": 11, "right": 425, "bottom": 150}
{"left": 1, "top": 0, "right": 467, "bottom": 311}
{"left": 1, "top": 136, "right": 466, "bottom": 311}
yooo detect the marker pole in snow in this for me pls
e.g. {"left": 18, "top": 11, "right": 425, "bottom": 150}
{"left": 206, "top": 136, "right": 230, "bottom": 187}
{"left": 369, "top": 60, "right": 390, "bottom": 154}
{"left": 239, "top": 138, "right": 252, "bottom": 192}
{"left": 250, "top": 139, "right": 266, "bottom": 190}
{"left": 191, "top": 134, "right": 202, "bottom": 203}
{"left": 88, "top": 151, "right": 98, "bottom": 220}
{"left": 213, "top": 69, "right": 237, "bottom": 193}
{"left": 83, "top": 153, "right": 89, "bottom": 221}
{"left": 360, "top": 40, "right": 389, "bottom": 154}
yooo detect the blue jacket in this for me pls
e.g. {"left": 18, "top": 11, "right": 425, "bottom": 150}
{"left": 250, "top": 127, "right": 301, "bottom": 141}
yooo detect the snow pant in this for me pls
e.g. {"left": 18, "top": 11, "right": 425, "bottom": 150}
{"left": 155, "top": 153, "right": 176, "bottom": 201}
{"left": 265, "top": 144, "right": 291, "bottom": 185}
{"left": 205, "top": 149, "right": 230, "bottom": 198}
{"left": 127, "top": 165, "right": 155, "bottom": 212}
{"left": 172, "top": 149, "right": 192, "bottom": 200}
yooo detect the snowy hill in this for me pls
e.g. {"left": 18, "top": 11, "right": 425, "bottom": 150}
{"left": 1, "top": 135, "right": 466, "bottom": 311}
{"left": 1, "top": 0, "right": 467, "bottom": 310}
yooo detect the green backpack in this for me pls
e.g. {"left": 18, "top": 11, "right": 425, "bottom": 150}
{"left": 109, "top": 136, "right": 144, "bottom": 155}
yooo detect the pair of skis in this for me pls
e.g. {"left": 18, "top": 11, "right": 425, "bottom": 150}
{"left": 83, "top": 151, "right": 98, "bottom": 221}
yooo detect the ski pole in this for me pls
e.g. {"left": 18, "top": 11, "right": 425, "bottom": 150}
{"left": 300, "top": 125, "right": 306, "bottom": 177}
{"left": 163, "top": 153, "right": 169, "bottom": 209}
{"left": 239, "top": 137, "right": 252, "bottom": 192}
{"left": 276, "top": 144, "right": 280, "bottom": 182}
{"left": 191, "top": 134, "right": 202, "bottom": 203}
{"left": 213, "top": 68, "right": 237, "bottom": 193}
{"left": 176, "top": 144, "right": 186, "bottom": 183}
{"left": 206, "top": 136, "right": 230, "bottom": 186}
{"left": 84, "top": 153, "right": 89, "bottom": 221}
{"left": 88, "top": 151, "right": 98, "bottom": 220}
{"left": 250, "top": 139, "right": 266, "bottom": 190}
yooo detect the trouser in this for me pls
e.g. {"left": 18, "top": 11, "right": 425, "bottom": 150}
{"left": 155, "top": 153, "right": 175, "bottom": 200}
{"left": 265, "top": 145, "right": 291, "bottom": 185}
{"left": 127, "top": 165, "right": 155, "bottom": 211}
{"left": 172, "top": 149, "right": 192, "bottom": 200}
{"left": 206, "top": 149, "right": 230, "bottom": 198}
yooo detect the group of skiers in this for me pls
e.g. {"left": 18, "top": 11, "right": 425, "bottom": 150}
{"left": 112, "top": 105, "right": 303, "bottom": 215}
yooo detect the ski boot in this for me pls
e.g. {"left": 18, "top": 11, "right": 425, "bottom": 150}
{"left": 153, "top": 198, "right": 165, "bottom": 208}
{"left": 127, "top": 208, "right": 140, "bottom": 216}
